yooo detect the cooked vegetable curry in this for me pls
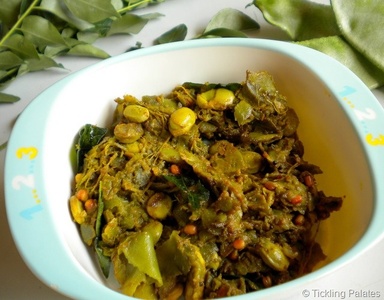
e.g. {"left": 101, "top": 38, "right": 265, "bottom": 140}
{"left": 69, "top": 71, "right": 342, "bottom": 299}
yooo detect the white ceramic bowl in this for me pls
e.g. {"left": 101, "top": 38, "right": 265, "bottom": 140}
{"left": 5, "top": 38, "right": 384, "bottom": 299}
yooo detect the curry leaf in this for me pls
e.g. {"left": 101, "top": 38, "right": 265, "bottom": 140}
{"left": 0, "top": 92, "right": 20, "bottom": 104}
{"left": 0, "top": 70, "right": 8, "bottom": 81}
{"left": 0, "top": 0, "right": 22, "bottom": 29}
{"left": 63, "top": 0, "right": 120, "bottom": 24}
{"left": 331, "top": 0, "right": 384, "bottom": 70}
{"left": 76, "top": 31, "right": 100, "bottom": 44}
{"left": 0, "top": 0, "right": 166, "bottom": 103}
{"left": 95, "top": 239, "right": 111, "bottom": 278}
{"left": 38, "top": 0, "right": 92, "bottom": 31}
{"left": 44, "top": 44, "right": 69, "bottom": 57}
{"left": 17, "top": 54, "right": 65, "bottom": 75}
{"left": 0, "top": 140, "right": 8, "bottom": 151}
{"left": 0, "top": 141, "right": 7, "bottom": 150}
{"left": 2, "top": 34, "right": 39, "bottom": 59}
{"left": 253, "top": 0, "right": 340, "bottom": 41}
{"left": 198, "top": 28, "right": 248, "bottom": 39}
{"left": 96, "top": 182, "right": 104, "bottom": 237}
{"left": 0, "top": 51, "right": 23, "bottom": 70}
{"left": 204, "top": 8, "right": 260, "bottom": 33}
{"left": 141, "top": 12, "right": 164, "bottom": 20}
{"left": 20, "top": 0, "right": 32, "bottom": 15}
{"left": 66, "top": 43, "right": 110, "bottom": 58}
{"left": 77, "top": 124, "right": 108, "bottom": 171}
{"left": 20, "top": 15, "right": 68, "bottom": 47}
{"left": 93, "top": 183, "right": 109, "bottom": 278}
{"left": 163, "top": 174, "right": 209, "bottom": 209}
{"left": 85, "top": 18, "right": 114, "bottom": 37}
{"left": 107, "top": 14, "right": 149, "bottom": 36}
{"left": 155, "top": 23, "right": 187, "bottom": 44}
{"left": 118, "top": 0, "right": 166, "bottom": 12}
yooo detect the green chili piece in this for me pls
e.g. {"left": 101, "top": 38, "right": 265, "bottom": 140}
{"left": 119, "top": 231, "right": 163, "bottom": 285}
{"left": 332, "top": 0, "right": 384, "bottom": 70}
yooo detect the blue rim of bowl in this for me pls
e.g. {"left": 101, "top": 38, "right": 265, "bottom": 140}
{"left": 5, "top": 38, "right": 384, "bottom": 299}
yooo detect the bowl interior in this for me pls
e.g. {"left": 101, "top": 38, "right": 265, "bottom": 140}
{"left": 41, "top": 43, "right": 373, "bottom": 292}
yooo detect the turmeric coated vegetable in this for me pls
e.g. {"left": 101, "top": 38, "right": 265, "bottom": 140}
{"left": 123, "top": 104, "right": 150, "bottom": 123}
{"left": 70, "top": 71, "right": 342, "bottom": 299}
{"left": 168, "top": 107, "right": 197, "bottom": 137}
{"left": 196, "top": 88, "right": 235, "bottom": 110}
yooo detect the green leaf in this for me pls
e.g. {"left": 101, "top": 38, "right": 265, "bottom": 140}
{"left": 67, "top": 43, "right": 110, "bottom": 58}
{"left": 86, "top": 18, "right": 114, "bottom": 37}
{"left": 0, "top": 141, "right": 7, "bottom": 150}
{"left": 95, "top": 239, "right": 111, "bottom": 278}
{"left": 44, "top": 44, "right": 69, "bottom": 57}
{"left": 63, "top": 0, "right": 120, "bottom": 24}
{"left": 331, "top": 0, "right": 384, "bottom": 70}
{"left": 253, "top": 0, "right": 340, "bottom": 41}
{"left": 111, "top": 0, "right": 124, "bottom": 10}
{"left": 107, "top": 13, "right": 149, "bottom": 36}
{"left": 20, "top": 15, "right": 68, "bottom": 47}
{"left": 96, "top": 182, "right": 104, "bottom": 237}
{"left": 0, "top": 73, "right": 17, "bottom": 91}
{"left": 155, "top": 24, "right": 187, "bottom": 44}
{"left": 1, "top": 34, "right": 39, "bottom": 59}
{"left": 0, "top": 92, "right": 20, "bottom": 103}
{"left": 83, "top": 12, "right": 160, "bottom": 38}
{"left": 77, "top": 124, "right": 108, "bottom": 171}
{"left": 0, "top": 0, "right": 22, "bottom": 28}
{"left": 19, "top": 0, "right": 33, "bottom": 16}
{"left": 76, "top": 31, "right": 100, "bottom": 44}
{"left": 199, "top": 27, "right": 248, "bottom": 39}
{"left": 297, "top": 36, "right": 384, "bottom": 89}
{"left": 163, "top": 174, "right": 209, "bottom": 209}
{"left": 0, "top": 70, "right": 8, "bottom": 81}
{"left": 17, "top": 54, "right": 65, "bottom": 75}
{"left": 92, "top": 182, "right": 111, "bottom": 278}
{"left": 0, "top": 51, "right": 23, "bottom": 70}
{"left": 119, "top": 0, "right": 165, "bottom": 11}
{"left": 140, "top": 12, "right": 164, "bottom": 20}
{"left": 39, "top": 0, "right": 93, "bottom": 31}
{"left": 204, "top": 8, "right": 259, "bottom": 33}
{"left": 0, "top": 0, "right": 168, "bottom": 101}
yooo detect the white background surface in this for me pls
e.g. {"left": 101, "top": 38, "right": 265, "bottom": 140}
{"left": 1, "top": 0, "right": 384, "bottom": 299}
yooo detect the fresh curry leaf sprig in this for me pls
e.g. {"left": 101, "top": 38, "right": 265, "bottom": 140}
{"left": 0, "top": 0, "right": 165, "bottom": 104}
{"left": 252, "top": 0, "right": 384, "bottom": 89}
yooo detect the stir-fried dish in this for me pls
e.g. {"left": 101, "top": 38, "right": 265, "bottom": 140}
{"left": 69, "top": 71, "right": 342, "bottom": 299}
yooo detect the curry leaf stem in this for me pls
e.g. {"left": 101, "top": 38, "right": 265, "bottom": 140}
{"left": 0, "top": 0, "right": 40, "bottom": 47}
{"left": 117, "top": 0, "right": 156, "bottom": 14}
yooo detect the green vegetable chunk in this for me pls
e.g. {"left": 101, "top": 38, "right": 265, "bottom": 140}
{"left": 332, "top": 0, "right": 384, "bottom": 70}
{"left": 298, "top": 36, "right": 384, "bottom": 89}
{"left": 253, "top": 0, "right": 340, "bottom": 41}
